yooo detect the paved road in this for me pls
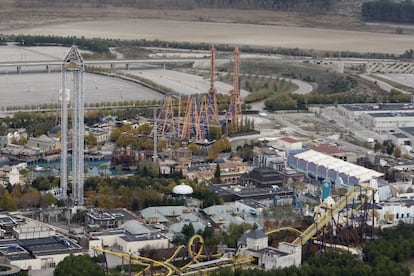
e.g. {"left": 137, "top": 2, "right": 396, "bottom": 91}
{"left": 359, "top": 74, "right": 409, "bottom": 94}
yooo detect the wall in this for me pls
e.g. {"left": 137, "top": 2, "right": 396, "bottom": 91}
{"left": 117, "top": 237, "right": 169, "bottom": 253}
{"left": 246, "top": 237, "right": 267, "bottom": 251}
{"left": 10, "top": 258, "right": 42, "bottom": 271}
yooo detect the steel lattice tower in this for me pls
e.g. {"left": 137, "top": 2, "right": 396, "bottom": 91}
{"left": 61, "top": 46, "right": 85, "bottom": 205}
{"left": 228, "top": 47, "right": 242, "bottom": 125}
{"left": 208, "top": 45, "right": 219, "bottom": 123}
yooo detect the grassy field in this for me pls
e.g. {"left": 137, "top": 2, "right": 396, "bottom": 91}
{"left": 368, "top": 74, "right": 414, "bottom": 93}
{"left": 219, "top": 74, "right": 299, "bottom": 103}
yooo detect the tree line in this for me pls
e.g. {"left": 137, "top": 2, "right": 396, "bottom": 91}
{"left": 264, "top": 89, "right": 411, "bottom": 111}
{"left": 4, "top": 34, "right": 404, "bottom": 61}
{"left": 362, "top": 0, "right": 414, "bottom": 24}
{"left": 13, "top": 0, "right": 334, "bottom": 11}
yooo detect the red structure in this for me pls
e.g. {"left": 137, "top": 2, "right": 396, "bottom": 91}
{"left": 228, "top": 47, "right": 242, "bottom": 125}
{"left": 158, "top": 46, "right": 242, "bottom": 141}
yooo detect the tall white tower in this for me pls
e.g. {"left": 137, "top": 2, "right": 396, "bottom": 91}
{"left": 61, "top": 46, "right": 85, "bottom": 205}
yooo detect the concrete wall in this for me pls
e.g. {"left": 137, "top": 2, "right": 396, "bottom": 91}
{"left": 235, "top": 201, "right": 263, "bottom": 216}
{"left": 378, "top": 203, "right": 414, "bottom": 223}
{"left": 260, "top": 243, "right": 301, "bottom": 270}
{"left": 14, "top": 226, "right": 56, "bottom": 240}
{"left": 117, "top": 237, "right": 169, "bottom": 253}
{"left": 90, "top": 234, "right": 119, "bottom": 248}
{"left": 246, "top": 237, "right": 267, "bottom": 251}
{"left": 11, "top": 258, "right": 42, "bottom": 271}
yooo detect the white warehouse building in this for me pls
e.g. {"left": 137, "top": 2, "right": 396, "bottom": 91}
{"left": 361, "top": 112, "right": 414, "bottom": 132}
{"left": 287, "top": 150, "right": 383, "bottom": 187}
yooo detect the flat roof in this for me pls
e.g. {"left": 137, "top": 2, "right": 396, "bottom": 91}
{"left": 311, "top": 144, "right": 349, "bottom": 154}
{"left": 0, "top": 236, "right": 82, "bottom": 260}
{"left": 88, "top": 208, "right": 136, "bottom": 221}
{"left": 119, "top": 232, "right": 167, "bottom": 242}
{"left": 262, "top": 247, "right": 288, "bottom": 257}
{"left": 368, "top": 112, "right": 414, "bottom": 118}
{"left": 400, "top": 127, "right": 414, "bottom": 136}
{"left": 340, "top": 103, "right": 414, "bottom": 112}
{"left": 236, "top": 199, "right": 265, "bottom": 209}
{"left": 279, "top": 137, "right": 300, "bottom": 144}
{"left": 21, "top": 236, "right": 82, "bottom": 255}
{"left": 392, "top": 133, "right": 409, "bottom": 139}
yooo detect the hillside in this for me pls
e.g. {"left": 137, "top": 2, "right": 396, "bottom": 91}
{"left": 2, "top": 0, "right": 413, "bottom": 36}
{"left": 13, "top": 0, "right": 335, "bottom": 11}
{"left": 333, "top": 0, "right": 370, "bottom": 17}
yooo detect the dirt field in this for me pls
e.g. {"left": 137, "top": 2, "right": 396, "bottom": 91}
{"left": 3, "top": 18, "right": 413, "bottom": 54}
{"left": 0, "top": 5, "right": 366, "bottom": 32}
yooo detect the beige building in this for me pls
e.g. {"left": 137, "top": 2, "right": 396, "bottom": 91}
{"left": 27, "top": 135, "right": 60, "bottom": 153}
{"left": 219, "top": 158, "right": 247, "bottom": 183}
{"left": 274, "top": 137, "right": 302, "bottom": 151}
{"left": 89, "top": 220, "right": 170, "bottom": 254}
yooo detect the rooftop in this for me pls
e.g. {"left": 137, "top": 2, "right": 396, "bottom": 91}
{"left": 400, "top": 127, "right": 414, "bottom": 136}
{"left": 311, "top": 144, "right": 349, "bottom": 155}
{"left": 0, "top": 235, "right": 82, "bottom": 259}
{"left": 392, "top": 132, "right": 409, "bottom": 139}
{"left": 239, "top": 228, "right": 266, "bottom": 244}
{"left": 340, "top": 103, "right": 414, "bottom": 112}
{"left": 88, "top": 208, "right": 137, "bottom": 221}
{"left": 368, "top": 112, "right": 414, "bottom": 118}
{"left": 237, "top": 199, "right": 265, "bottom": 210}
{"left": 279, "top": 137, "right": 300, "bottom": 144}
{"left": 119, "top": 232, "right": 167, "bottom": 242}
{"left": 292, "top": 149, "right": 383, "bottom": 183}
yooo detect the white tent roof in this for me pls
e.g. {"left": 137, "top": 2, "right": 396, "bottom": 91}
{"left": 294, "top": 149, "right": 383, "bottom": 183}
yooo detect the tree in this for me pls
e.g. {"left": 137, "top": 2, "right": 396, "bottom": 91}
{"left": 214, "top": 163, "right": 221, "bottom": 183}
{"left": 85, "top": 134, "right": 98, "bottom": 148}
{"left": 374, "top": 141, "right": 382, "bottom": 152}
{"left": 54, "top": 254, "right": 105, "bottom": 276}
{"left": 394, "top": 146, "right": 402, "bottom": 159}
{"left": 0, "top": 190, "right": 16, "bottom": 211}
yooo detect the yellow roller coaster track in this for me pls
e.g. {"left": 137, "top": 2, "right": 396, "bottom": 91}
{"left": 291, "top": 184, "right": 376, "bottom": 246}
{"left": 93, "top": 234, "right": 230, "bottom": 276}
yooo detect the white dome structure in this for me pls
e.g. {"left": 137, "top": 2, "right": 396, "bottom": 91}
{"left": 173, "top": 184, "right": 193, "bottom": 195}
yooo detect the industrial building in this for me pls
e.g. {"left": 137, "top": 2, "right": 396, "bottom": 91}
{"left": 0, "top": 218, "right": 82, "bottom": 271}
{"left": 236, "top": 228, "right": 301, "bottom": 270}
{"left": 338, "top": 103, "right": 414, "bottom": 120}
{"left": 287, "top": 149, "right": 383, "bottom": 187}
{"left": 86, "top": 208, "right": 137, "bottom": 231}
{"left": 361, "top": 112, "right": 414, "bottom": 132}
{"left": 88, "top": 220, "right": 170, "bottom": 254}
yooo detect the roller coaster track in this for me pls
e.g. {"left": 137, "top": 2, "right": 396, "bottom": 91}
{"left": 93, "top": 234, "right": 232, "bottom": 275}
{"left": 291, "top": 184, "right": 376, "bottom": 246}
{"left": 266, "top": 227, "right": 303, "bottom": 237}
{"left": 93, "top": 246, "right": 180, "bottom": 276}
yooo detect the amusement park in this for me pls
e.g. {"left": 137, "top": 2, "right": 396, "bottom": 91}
{"left": 89, "top": 180, "right": 381, "bottom": 275}
{"left": 2, "top": 17, "right": 414, "bottom": 275}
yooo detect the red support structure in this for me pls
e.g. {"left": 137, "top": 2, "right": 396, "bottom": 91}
{"left": 157, "top": 46, "right": 242, "bottom": 140}
{"left": 208, "top": 45, "right": 219, "bottom": 123}
{"left": 228, "top": 47, "right": 242, "bottom": 127}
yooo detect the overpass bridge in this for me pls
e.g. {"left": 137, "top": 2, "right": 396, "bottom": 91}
{"left": 0, "top": 58, "right": 199, "bottom": 74}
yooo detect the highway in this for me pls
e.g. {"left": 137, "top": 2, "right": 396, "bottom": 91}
{"left": 0, "top": 58, "right": 199, "bottom": 72}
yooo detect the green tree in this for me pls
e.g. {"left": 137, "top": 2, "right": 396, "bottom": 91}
{"left": 394, "top": 146, "right": 402, "bottom": 159}
{"left": 54, "top": 254, "right": 105, "bottom": 276}
{"left": 214, "top": 163, "right": 221, "bottom": 183}
{"left": 85, "top": 134, "right": 98, "bottom": 148}
{"left": 0, "top": 190, "right": 16, "bottom": 211}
